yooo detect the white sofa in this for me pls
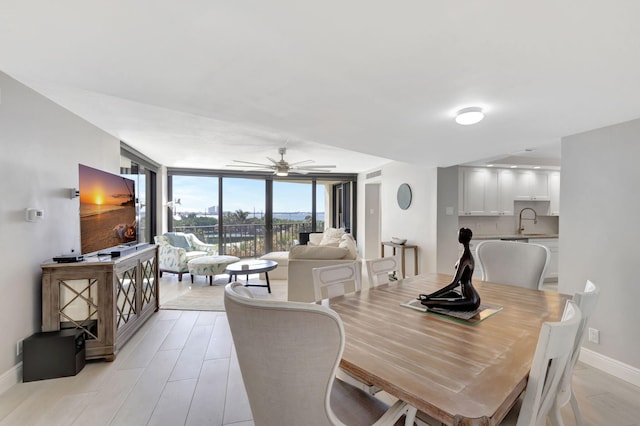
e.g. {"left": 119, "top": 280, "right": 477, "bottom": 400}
{"left": 287, "top": 231, "right": 361, "bottom": 302}
{"left": 258, "top": 251, "right": 290, "bottom": 280}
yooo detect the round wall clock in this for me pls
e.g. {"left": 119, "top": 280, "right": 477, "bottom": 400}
{"left": 397, "top": 183, "right": 412, "bottom": 210}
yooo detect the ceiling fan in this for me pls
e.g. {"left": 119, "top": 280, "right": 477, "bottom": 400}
{"left": 228, "top": 147, "right": 336, "bottom": 176}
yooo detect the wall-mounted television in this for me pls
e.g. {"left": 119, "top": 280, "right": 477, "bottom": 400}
{"left": 79, "top": 164, "right": 137, "bottom": 255}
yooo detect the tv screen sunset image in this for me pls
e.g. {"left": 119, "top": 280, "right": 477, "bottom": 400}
{"left": 79, "top": 164, "right": 136, "bottom": 254}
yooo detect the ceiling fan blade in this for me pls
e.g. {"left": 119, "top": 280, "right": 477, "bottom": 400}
{"left": 231, "top": 160, "right": 272, "bottom": 167}
{"left": 294, "top": 165, "right": 336, "bottom": 169}
{"left": 266, "top": 157, "right": 279, "bottom": 165}
{"left": 226, "top": 166, "right": 274, "bottom": 170}
{"left": 288, "top": 159, "right": 314, "bottom": 166}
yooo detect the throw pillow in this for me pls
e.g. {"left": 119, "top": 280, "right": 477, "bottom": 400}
{"left": 338, "top": 234, "right": 358, "bottom": 260}
{"left": 289, "top": 245, "right": 349, "bottom": 260}
{"left": 164, "top": 232, "right": 191, "bottom": 251}
{"left": 319, "top": 228, "right": 345, "bottom": 247}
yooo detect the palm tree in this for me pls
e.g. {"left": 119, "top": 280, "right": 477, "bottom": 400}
{"left": 232, "top": 209, "right": 250, "bottom": 224}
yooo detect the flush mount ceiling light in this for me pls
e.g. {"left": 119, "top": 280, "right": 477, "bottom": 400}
{"left": 455, "top": 107, "right": 485, "bottom": 125}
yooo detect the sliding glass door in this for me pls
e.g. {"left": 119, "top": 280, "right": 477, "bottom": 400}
{"left": 170, "top": 176, "right": 219, "bottom": 250}
{"left": 221, "top": 177, "right": 265, "bottom": 257}
{"left": 272, "top": 180, "right": 316, "bottom": 251}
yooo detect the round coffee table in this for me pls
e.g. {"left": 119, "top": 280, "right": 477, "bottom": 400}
{"left": 226, "top": 259, "right": 278, "bottom": 293}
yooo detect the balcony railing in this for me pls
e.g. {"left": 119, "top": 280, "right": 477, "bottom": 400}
{"left": 174, "top": 222, "right": 315, "bottom": 257}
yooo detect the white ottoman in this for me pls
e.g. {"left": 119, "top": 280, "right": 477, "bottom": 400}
{"left": 188, "top": 255, "right": 240, "bottom": 285}
{"left": 259, "top": 251, "right": 289, "bottom": 280}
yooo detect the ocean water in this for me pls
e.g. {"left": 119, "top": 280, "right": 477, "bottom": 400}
{"left": 248, "top": 212, "right": 324, "bottom": 221}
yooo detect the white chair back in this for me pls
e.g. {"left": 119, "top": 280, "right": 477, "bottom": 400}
{"left": 476, "top": 240, "right": 550, "bottom": 290}
{"left": 224, "top": 282, "right": 344, "bottom": 425}
{"left": 551, "top": 280, "right": 600, "bottom": 425}
{"left": 224, "top": 282, "right": 414, "bottom": 426}
{"left": 312, "top": 262, "right": 362, "bottom": 302}
{"left": 516, "top": 300, "right": 582, "bottom": 426}
{"left": 366, "top": 256, "right": 402, "bottom": 288}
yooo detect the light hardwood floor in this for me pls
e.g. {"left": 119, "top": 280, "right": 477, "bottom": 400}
{"left": 0, "top": 275, "right": 638, "bottom": 425}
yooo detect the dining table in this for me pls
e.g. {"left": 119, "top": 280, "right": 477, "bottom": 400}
{"left": 327, "top": 272, "right": 570, "bottom": 426}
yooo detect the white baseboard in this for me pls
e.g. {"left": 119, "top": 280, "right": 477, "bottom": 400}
{"left": 579, "top": 348, "right": 640, "bottom": 388}
{"left": 0, "top": 362, "right": 22, "bottom": 395}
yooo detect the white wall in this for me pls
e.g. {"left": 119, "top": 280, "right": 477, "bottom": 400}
{"left": 0, "top": 72, "right": 120, "bottom": 385}
{"left": 561, "top": 119, "right": 640, "bottom": 370}
{"left": 436, "top": 166, "right": 461, "bottom": 274}
{"left": 363, "top": 183, "right": 381, "bottom": 259}
{"left": 358, "top": 161, "right": 438, "bottom": 277}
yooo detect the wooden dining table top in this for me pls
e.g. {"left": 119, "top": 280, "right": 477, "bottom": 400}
{"left": 328, "top": 273, "right": 570, "bottom": 426}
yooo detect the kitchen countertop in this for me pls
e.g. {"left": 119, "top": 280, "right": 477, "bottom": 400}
{"left": 472, "top": 234, "right": 559, "bottom": 240}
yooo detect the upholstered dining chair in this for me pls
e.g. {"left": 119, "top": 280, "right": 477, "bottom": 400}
{"left": 312, "top": 262, "right": 362, "bottom": 302}
{"left": 550, "top": 280, "right": 600, "bottom": 426}
{"left": 223, "top": 282, "right": 416, "bottom": 426}
{"left": 515, "top": 300, "right": 582, "bottom": 426}
{"left": 366, "top": 256, "right": 402, "bottom": 288}
{"left": 476, "top": 240, "right": 550, "bottom": 290}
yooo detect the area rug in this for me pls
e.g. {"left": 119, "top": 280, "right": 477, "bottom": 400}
{"left": 160, "top": 276, "right": 288, "bottom": 311}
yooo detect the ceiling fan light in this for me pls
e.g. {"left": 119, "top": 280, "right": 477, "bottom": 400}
{"left": 455, "top": 107, "right": 484, "bottom": 125}
{"left": 275, "top": 166, "right": 288, "bottom": 176}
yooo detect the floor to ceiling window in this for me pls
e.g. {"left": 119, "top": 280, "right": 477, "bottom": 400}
{"left": 170, "top": 176, "right": 219, "bottom": 250}
{"left": 167, "top": 169, "right": 356, "bottom": 258}
{"left": 221, "top": 177, "right": 266, "bottom": 256}
{"left": 120, "top": 145, "right": 158, "bottom": 245}
{"left": 273, "top": 179, "right": 318, "bottom": 251}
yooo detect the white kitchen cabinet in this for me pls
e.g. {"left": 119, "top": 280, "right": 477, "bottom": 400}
{"left": 459, "top": 167, "right": 558, "bottom": 216}
{"left": 458, "top": 168, "right": 499, "bottom": 216}
{"left": 497, "top": 169, "right": 517, "bottom": 215}
{"left": 529, "top": 238, "right": 559, "bottom": 281}
{"left": 549, "top": 171, "right": 560, "bottom": 216}
{"left": 514, "top": 170, "right": 550, "bottom": 201}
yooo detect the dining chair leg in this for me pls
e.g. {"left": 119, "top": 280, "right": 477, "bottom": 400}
{"left": 549, "top": 401, "right": 565, "bottom": 426}
{"left": 569, "top": 392, "right": 584, "bottom": 426}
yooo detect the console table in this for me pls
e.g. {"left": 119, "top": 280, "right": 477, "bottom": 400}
{"left": 41, "top": 245, "right": 159, "bottom": 361}
{"left": 380, "top": 241, "right": 418, "bottom": 277}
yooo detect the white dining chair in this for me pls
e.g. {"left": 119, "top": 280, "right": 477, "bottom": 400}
{"left": 223, "top": 282, "right": 416, "bottom": 426}
{"left": 515, "top": 300, "right": 582, "bottom": 426}
{"left": 476, "top": 240, "right": 550, "bottom": 290}
{"left": 311, "top": 262, "right": 381, "bottom": 395}
{"left": 312, "top": 261, "right": 362, "bottom": 302}
{"left": 550, "top": 280, "right": 600, "bottom": 426}
{"left": 366, "top": 256, "right": 402, "bottom": 288}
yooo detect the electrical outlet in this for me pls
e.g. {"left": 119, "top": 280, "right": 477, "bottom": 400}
{"left": 588, "top": 328, "right": 600, "bottom": 344}
{"left": 16, "top": 339, "right": 23, "bottom": 357}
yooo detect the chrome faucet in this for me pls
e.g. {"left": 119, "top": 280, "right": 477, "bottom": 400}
{"left": 518, "top": 208, "right": 538, "bottom": 234}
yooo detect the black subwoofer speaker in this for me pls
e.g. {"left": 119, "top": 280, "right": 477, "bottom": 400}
{"left": 23, "top": 329, "right": 86, "bottom": 382}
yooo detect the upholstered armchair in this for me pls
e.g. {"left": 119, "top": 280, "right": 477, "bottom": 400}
{"left": 154, "top": 232, "right": 218, "bottom": 281}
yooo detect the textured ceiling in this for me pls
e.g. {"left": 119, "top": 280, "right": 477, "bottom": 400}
{"left": 2, "top": 1, "right": 639, "bottom": 172}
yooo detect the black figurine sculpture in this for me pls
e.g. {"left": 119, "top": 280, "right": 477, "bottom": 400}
{"left": 418, "top": 227, "right": 481, "bottom": 311}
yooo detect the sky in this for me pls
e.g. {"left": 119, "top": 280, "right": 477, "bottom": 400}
{"left": 80, "top": 164, "right": 135, "bottom": 206}
{"left": 171, "top": 176, "right": 326, "bottom": 214}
